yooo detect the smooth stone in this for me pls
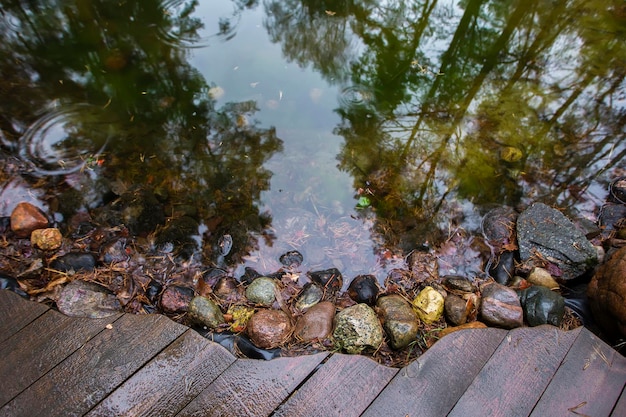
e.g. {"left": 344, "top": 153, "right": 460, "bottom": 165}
{"left": 517, "top": 202, "right": 597, "bottom": 280}
{"left": 308, "top": 268, "right": 343, "bottom": 294}
{"left": 376, "top": 295, "right": 419, "bottom": 349}
{"left": 412, "top": 286, "right": 445, "bottom": 324}
{"left": 481, "top": 206, "right": 518, "bottom": 251}
{"left": 333, "top": 303, "right": 384, "bottom": 354}
{"left": 279, "top": 250, "right": 304, "bottom": 267}
{"left": 30, "top": 227, "right": 62, "bottom": 250}
{"left": 526, "top": 267, "right": 559, "bottom": 290}
{"left": 588, "top": 246, "right": 626, "bottom": 339}
{"left": 442, "top": 275, "right": 476, "bottom": 293}
{"left": 56, "top": 280, "right": 121, "bottom": 318}
{"left": 348, "top": 274, "right": 379, "bottom": 305}
{"left": 159, "top": 285, "right": 194, "bottom": 314}
{"left": 480, "top": 282, "right": 523, "bottom": 329}
{"left": 245, "top": 277, "right": 276, "bottom": 306}
{"left": 50, "top": 252, "right": 96, "bottom": 272}
{"left": 247, "top": 309, "right": 292, "bottom": 349}
{"left": 213, "top": 276, "right": 239, "bottom": 298}
{"left": 294, "top": 301, "right": 335, "bottom": 341}
{"left": 188, "top": 296, "right": 225, "bottom": 329}
{"left": 517, "top": 286, "right": 565, "bottom": 327}
{"left": 10, "top": 202, "right": 49, "bottom": 238}
{"left": 295, "top": 282, "right": 324, "bottom": 311}
{"left": 489, "top": 250, "right": 517, "bottom": 285}
{"left": 439, "top": 321, "right": 488, "bottom": 338}
{"left": 444, "top": 294, "right": 469, "bottom": 326}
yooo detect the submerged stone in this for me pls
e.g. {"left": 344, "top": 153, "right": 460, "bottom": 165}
{"left": 333, "top": 303, "right": 384, "bottom": 354}
{"left": 279, "top": 250, "right": 304, "bottom": 268}
{"left": 376, "top": 295, "right": 419, "bottom": 349}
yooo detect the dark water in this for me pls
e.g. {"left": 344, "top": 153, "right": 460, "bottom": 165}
{"left": 0, "top": 0, "right": 624, "bottom": 283}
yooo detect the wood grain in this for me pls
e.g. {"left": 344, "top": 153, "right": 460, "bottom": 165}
{"left": 177, "top": 353, "right": 329, "bottom": 417}
{"left": 0, "top": 290, "right": 49, "bottom": 342}
{"left": 0, "top": 313, "right": 185, "bottom": 417}
{"left": 448, "top": 326, "right": 581, "bottom": 417}
{"left": 87, "top": 330, "right": 237, "bottom": 417}
{"left": 273, "top": 353, "right": 398, "bottom": 417}
{"left": 530, "top": 327, "right": 626, "bottom": 417}
{"left": 363, "top": 327, "right": 508, "bottom": 417}
{"left": 0, "top": 308, "right": 118, "bottom": 407}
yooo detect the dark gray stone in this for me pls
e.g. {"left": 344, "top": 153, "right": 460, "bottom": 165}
{"left": 517, "top": 203, "right": 597, "bottom": 281}
{"left": 518, "top": 286, "right": 565, "bottom": 327}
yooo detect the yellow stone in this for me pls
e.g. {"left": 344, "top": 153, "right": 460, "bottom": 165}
{"left": 412, "top": 286, "right": 444, "bottom": 324}
{"left": 31, "top": 228, "right": 62, "bottom": 250}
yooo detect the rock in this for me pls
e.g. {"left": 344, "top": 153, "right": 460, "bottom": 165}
{"left": 439, "top": 321, "right": 488, "bottom": 338}
{"left": 213, "top": 276, "right": 239, "bottom": 299}
{"left": 480, "top": 282, "right": 523, "bottom": 329}
{"left": 50, "top": 252, "right": 96, "bottom": 272}
{"left": 442, "top": 275, "right": 476, "bottom": 293}
{"left": 348, "top": 274, "right": 379, "bottom": 305}
{"left": 294, "top": 301, "right": 335, "bottom": 341}
{"left": 196, "top": 267, "right": 229, "bottom": 296}
{"left": 489, "top": 250, "right": 517, "bottom": 285}
{"left": 308, "top": 268, "right": 343, "bottom": 294}
{"left": 100, "top": 237, "right": 130, "bottom": 263}
{"left": 10, "top": 202, "right": 48, "bottom": 238}
{"left": 517, "top": 203, "right": 597, "bottom": 280}
{"left": 31, "top": 228, "right": 62, "bottom": 250}
{"left": 333, "top": 303, "right": 384, "bottom": 354}
{"left": 239, "top": 267, "right": 262, "bottom": 285}
{"left": 481, "top": 206, "right": 518, "bottom": 252}
{"left": 588, "top": 246, "right": 626, "bottom": 339}
{"left": 279, "top": 250, "right": 303, "bottom": 268}
{"left": 518, "top": 286, "right": 565, "bottom": 327}
{"left": 412, "top": 286, "right": 444, "bottom": 324}
{"left": 245, "top": 277, "right": 276, "bottom": 306}
{"left": 526, "top": 267, "right": 559, "bottom": 290}
{"left": 445, "top": 294, "right": 469, "bottom": 326}
{"left": 188, "top": 296, "right": 225, "bottom": 328}
{"left": 376, "top": 295, "right": 419, "bottom": 349}
{"left": 160, "top": 285, "right": 194, "bottom": 314}
{"left": 295, "top": 282, "right": 324, "bottom": 311}
{"left": 247, "top": 309, "right": 292, "bottom": 349}
{"left": 56, "top": 280, "right": 121, "bottom": 318}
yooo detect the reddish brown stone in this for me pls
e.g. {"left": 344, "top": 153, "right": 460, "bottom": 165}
{"left": 247, "top": 309, "right": 292, "bottom": 349}
{"left": 588, "top": 246, "right": 626, "bottom": 339}
{"left": 10, "top": 202, "right": 48, "bottom": 238}
{"left": 159, "top": 285, "right": 194, "bottom": 314}
{"left": 294, "top": 301, "right": 335, "bottom": 342}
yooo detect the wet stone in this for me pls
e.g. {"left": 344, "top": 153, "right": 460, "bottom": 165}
{"left": 213, "top": 276, "right": 239, "bottom": 299}
{"left": 308, "top": 268, "right": 343, "bottom": 294}
{"left": 279, "top": 250, "right": 304, "bottom": 268}
{"left": 412, "top": 286, "right": 445, "bottom": 324}
{"left": 588, "top": 246, "right": 626, "bottom": 339}
{"left": 376, "top": 295, "right": 419, "bottom": 350}
{"left": 50, "top": 252, "right": 96, "bottom": 272}
{"left": 247, "top": 309, "right": 292, "bottom": 349}
{"left": 295, "top": 282, "right": 324, "bottom": 311}
{"left": 31, "top": 227, "right": 62, "bottom": 250}
{"left": 348, "top": 274, "right": 379, "bottom": 305}
{"left": 526, "top": 267, "right": 559, "bottom": 290}
{"left": 518, "top": 285, "right": 565, "bottom": 327}
{"left": 56, "top": 280, "right": 122, "bottom": 318}
{"left": 239, "top": 267, "right": 262, "bottom": 285}
{"left": 333, "top": 303, "right": 384, "bottom": 354}
{"left": 294, "top": 301, "right": 335, "bottom": 342}
{"left": 10, "top": 202, "right": 49, "bottom": 238}
{"left": 481, "top": 206, "right": 518, "bottom": 252}
{"left": 517, "top": 202, "right": 598, "bottom": 281}
{"left": 480, "top": 282, "right": 523, "bottom": 329}
{"left": 245, "top": 277, "right": 276, "bottom": 306}
{"left": 188, "top": 296, "right": 225, "bottom": 329}
{"left": 442, "top": 275, "right": 476, "bottom": 293}
{"left": 445, "top": 294, "right": 469, "bottom": 326}
{"left": 160, "top": 285, "right": 194, "bottom": 314}
{"left": 489, "top": 250, "right": 517, "bottom": 285}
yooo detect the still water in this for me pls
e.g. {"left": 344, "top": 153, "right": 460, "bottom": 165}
{"left": 0, "top": 0, "right": 624, "bottom": 283}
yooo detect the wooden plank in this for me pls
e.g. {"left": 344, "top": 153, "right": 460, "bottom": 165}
{"left": 0, "top": 308, "right": 119, "bottom": 407}
{"left": 362, "top": 328, "right": 508, "bottom": 417}
{"left": 272, "top": 353, "right": 398, "bottom": 417}
{"left": 87, "top": 329, "right": 237, "bottom": 417}
{"left": 611, "top": 385, "right": 626, "bottom": 417}
{"left": 448, "top": 326, "right": 581, "bottom": 417}
{"left": 177, "top": 352, "right": 329, "bottom": 417}
{"left": 0, "top": 290, "right": 49, "bottom": 342}
{"left": 530, "top": 327, "right": 626, "bottom": 417}
{"left": 0, "top": 313, "right": 185, "bottom": 417}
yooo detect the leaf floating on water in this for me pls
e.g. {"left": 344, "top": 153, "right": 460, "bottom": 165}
{"left": 325, "top": 10, "right": 336, "bottom": 16}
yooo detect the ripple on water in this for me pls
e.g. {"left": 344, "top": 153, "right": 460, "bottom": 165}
{"left": 19, "top": 104, "right": 112, "bottom": 176}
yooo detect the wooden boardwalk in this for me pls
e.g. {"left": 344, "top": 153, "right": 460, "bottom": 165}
{"left": 1, "top": 289, "right": 625, "bottom": 417}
